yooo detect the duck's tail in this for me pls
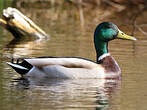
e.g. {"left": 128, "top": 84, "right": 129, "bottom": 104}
{"left": 7, "top": 58, "right": 33, "bottom": 75}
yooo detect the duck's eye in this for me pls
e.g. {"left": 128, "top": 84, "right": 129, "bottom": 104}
{"left": 105, "top": 25, "right": 111, "bottom": 29}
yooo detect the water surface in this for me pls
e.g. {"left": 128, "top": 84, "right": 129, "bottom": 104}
{"left": 0, "top": 2, "right": 147, "bottom": 110}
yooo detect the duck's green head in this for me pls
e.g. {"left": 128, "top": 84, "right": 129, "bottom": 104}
{"left": 94, "top": 22, "right": 136, "bottom": 60}
{"left": 94, "top": 22, "right": 136, "bottom": 42}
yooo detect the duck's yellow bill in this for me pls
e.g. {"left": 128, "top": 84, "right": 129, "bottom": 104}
{"left": 117, "top": 29, "right": 136, "bottom": 41}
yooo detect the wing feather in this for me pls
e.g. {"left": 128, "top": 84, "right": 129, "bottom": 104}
{"left": 25, "top": 58, "right": 102, "bottom": 69}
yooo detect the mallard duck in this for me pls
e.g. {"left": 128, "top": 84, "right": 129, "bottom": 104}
{"left": 7, "top": 22, "right": 136, "bottom": 79}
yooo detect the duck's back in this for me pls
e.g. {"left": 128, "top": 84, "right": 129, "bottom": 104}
{"left": 7, "top": 56, "right": 120, "bottom": 79}
{"left": 8, "top": 57, "right": 106, "bottom": 79}
{"left": 25, "top": 57, "right": 105, "bottom": 79}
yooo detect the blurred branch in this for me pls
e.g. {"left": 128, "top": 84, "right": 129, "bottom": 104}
{"left": 132, "top": 6, "right": 147, "bottom": 35}
{"left": 78, "top": 0, "right": 84, "bottom": 27}
{"left": 133, "top": 22, "right": 147, "bottom": 35}
{"left": 51, "top": 0, "right": 55, "bottom": 6}
{"left": 103, "top": 0, "right": 126, "bottom": 11}
{"left": 96, "top": 0, "right": 101, "bottom": 5}
{"left": 0, "top": 7, "right": 49, "bottom": 39}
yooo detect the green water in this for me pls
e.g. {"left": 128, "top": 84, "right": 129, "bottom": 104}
{"left": 0, "top": 1, "right": 147, "bottom": 110}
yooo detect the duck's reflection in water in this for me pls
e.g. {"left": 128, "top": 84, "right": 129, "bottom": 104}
{"left": 10, "top": 77, "right": 121, "bottom": 110}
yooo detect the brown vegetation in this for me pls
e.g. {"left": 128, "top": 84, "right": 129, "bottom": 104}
{"left": 12, "top": 0, "right": 147, "bottom": 35}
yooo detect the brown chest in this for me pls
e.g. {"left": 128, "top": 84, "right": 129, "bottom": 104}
{"left": 98, "top": 56, "right": 121, "bottom": 74}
